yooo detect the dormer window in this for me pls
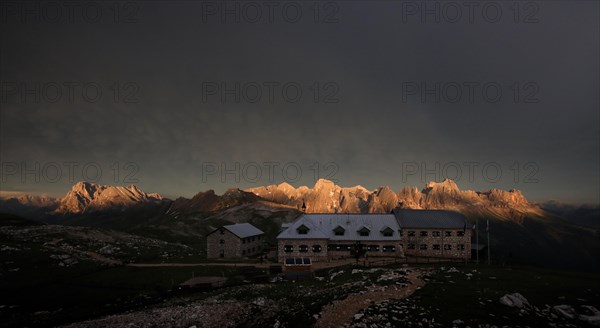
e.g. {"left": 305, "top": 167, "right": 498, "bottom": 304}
{"left": 333, "top": 225, "right": 345, "bottom": 236}
{"left": 297, "top": 224, "right": 310, "bottom": 235}
{"left": 381, "top": 226, "right": 394, "bottom": 237}
{"left": 358, "top": 226, "right": 370, "bottom": 237}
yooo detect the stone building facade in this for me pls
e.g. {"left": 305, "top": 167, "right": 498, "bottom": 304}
{"left": 206, "top": 223, "right": 264, "bottom": 259}
{"left": 400, "top": 228, "right": 470, "bottom": 259}
{"left": 276, "top": 209, "right": 471, "bottom": 262}
{"left": 395, "top": 209, "right": 471, "bottom": 260}
{"left": 276, "top": 214, "right": 404, "bottom": 262}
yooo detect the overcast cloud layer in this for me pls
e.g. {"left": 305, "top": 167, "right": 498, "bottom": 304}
{"left": 0, "top": 1, "right": 598, "bottom": 203}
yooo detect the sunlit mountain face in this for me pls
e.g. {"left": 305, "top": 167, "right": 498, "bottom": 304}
{"left": 0, "top": 1, "right": 598, "bottom": 327}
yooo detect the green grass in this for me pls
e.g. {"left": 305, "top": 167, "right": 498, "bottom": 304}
{"left": 0, "top": 264, "right": 263, "bottom": 327}
{"left": 409, "top": 264, "right": 600, "bottom": 326}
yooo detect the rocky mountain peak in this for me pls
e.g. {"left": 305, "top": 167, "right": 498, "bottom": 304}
{"left": 313, "top": 178, "right": 336, "bottom": 191}
{"left": 424, "top": 179, "right": 460, "bottom": 193}
{"left": 55, "top": 182, "right": 162, "bottom": 215}
{"left": 247, "top": 178, "right": 542, "bottom": 221}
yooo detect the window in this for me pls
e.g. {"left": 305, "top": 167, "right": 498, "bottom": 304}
{"left": 220, "top": 229, "right": 225, "bottom": 235}
{"left": 399, "top": 230, "right": 403, "bottom": 237}
{"left": 367, "top": 245, "right": 380, "bottom": 251}
{"left": 219, "top": 239, "right": 225, "bottom": 244}
{"left": 252, "top": 237, "right": 255, "bottom": 242}
{"left": 445, "top": 231, "right": 452, "bottom": 237}
{"left": 312, "top": 245, "right": 322, "bottom": 253}
{"left": 407, "top": 244, "right": 415, "bottom": 250}
{"left": 258, "top": 235, "right": 261, "bottom": 240}
{"left": 457, "top": 244, "right": 465, "bottom": 250}
{"left": 420, "top": 231, "right": 428, "bottom": 237}
{"left": 408, "top": 231, "right": 416, "bottom": 237}
{"left": 346, "top": 245, "right": 353, "bottom": 251}
{"left": 297, "top": 225, "right": 310, "bottom": 235}
{"left": 444, "top": 244, "right": 452, "bottom": 250}
{"left": 242, "top": 250, "right": 245, "bottom": 255}
{"left": 457, "top": 231, "right": 465, "bottom": 237}
{"left": 382, "top": 246, "right": 396, "bottom": 252}
{"left": 252, "top": 247, "right": 255, "bottom": 252}
{"left": 432, "top": 231, "right": 441, "bottom": 237}
{"left": 328, "top": 244, "right": 343, "bottom": 251}
{"left": 381, "top": 227, "right": 394, "bottom": 237}
{"left": 433, "top": 244, "right": 441, "bottom": 250}
{"left": 333, "top": 226, "right": 345, "bottom": 236}
{"left": 358, "top": 227, "right": 370, "bottom": 236}
{"left": 419, "top": 244, "right": 428, "bottom": 250}
{"left": 242, "top": 239, "right": 246, "bottom": 244}
{"left": 284, "top": 245, "right": 293, "bottom": 253}
{"left": 299, "top": 245, "right": 309, "bottom": 253}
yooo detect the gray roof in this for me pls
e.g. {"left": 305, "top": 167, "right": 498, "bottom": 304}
{"left": 393, "top": 209, "right": 467, "bottom": 229}
{"left": 223, "top": 223, "right": 264, "bottom": 238}
{"left": 277, "top": 214, "right": 401, "bottom": 241}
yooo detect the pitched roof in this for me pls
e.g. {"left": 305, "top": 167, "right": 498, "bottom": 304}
{"left": 222, "top": 223, "right": 264, "bottom": 238}
{"left": 392, "top": 209, "right": 467, "bottom": 229}
{"left": 277, "top": 214, "right": 401, "bottom": 241}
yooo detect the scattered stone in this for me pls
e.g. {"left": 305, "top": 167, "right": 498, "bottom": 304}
{"left": 579, "top": 305, "right": 600, "bottom": 326}
{"left": 499, "top": 293, "right": 530, "bottom": 308}
{"left": 330, "top": 270, "right": 344, "bottom": 281}
{"left": 99, "top": 245, "right": 119, "bottom": 255}
{"left": 553, "top": 305, "right": 576, "bottom": 319}
{"left": 252, "top": 298, "right": 265, "bottom": 306}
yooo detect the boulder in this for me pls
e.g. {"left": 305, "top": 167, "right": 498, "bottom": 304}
{"left": 553, "top": 305, "right": 576, "bottom": 319}
{"left": 499, "top": 293, "right": 530, "bottom": 308}
{"left": 579, "top": 305, "right": 600, "bottom": 326}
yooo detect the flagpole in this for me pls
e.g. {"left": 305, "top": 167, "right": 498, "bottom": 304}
{"left": 476, "top": 217, "right": 479, "bottom": 265}
{"left": 487, "top": 219, "right": 491, "bottom": 265}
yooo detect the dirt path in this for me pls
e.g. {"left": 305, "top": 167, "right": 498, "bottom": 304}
{"left": 126, "top": 262, "right": 271, "bottom": 268}
{"left": 315, "top": 269, "right": 426, "bottom": 328}
{"left": 126, "top": 258, "right": 374, "bottom": 269}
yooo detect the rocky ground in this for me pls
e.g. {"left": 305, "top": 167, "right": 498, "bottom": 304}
{"left": 0, "top": 222, "right": 194, "bottom": 270}
{"left": 59, "top": 266, "right": 418, "bottom": 327}
{"left": 58, "top": 265, "right": 600, "bottom": 328}
{"left": 347, "top": 266, "right": 600, "bottom": 328}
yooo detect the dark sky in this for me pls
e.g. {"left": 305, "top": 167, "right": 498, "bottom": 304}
{"left": 1, "top": 1, "right": 598, "bottom": 204}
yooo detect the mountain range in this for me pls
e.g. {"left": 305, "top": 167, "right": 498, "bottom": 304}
{"left": 1, "top": 179, "right": 598, "bottom": 270}
{"left": 248, "top": 178, "right": 545, "bottom": 222}
{"left": 0, "top": 178, "right": 546, "bottom": 221}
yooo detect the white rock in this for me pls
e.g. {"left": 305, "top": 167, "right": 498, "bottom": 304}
{"left": 579, "top": 305, "right": 600, "bottom": 325}
{"left": 499, "top": 293, "right": 530, "bottom": 308}
{"left": 553, "top": 305, "right": 576, "bottom": 319}
{"left": 354, "top": 313, "right": 364, "bottom": 320}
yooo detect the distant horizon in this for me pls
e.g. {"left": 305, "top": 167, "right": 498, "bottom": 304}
{"left": 1, "top": 178, "right": 598, "bottom": 207}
